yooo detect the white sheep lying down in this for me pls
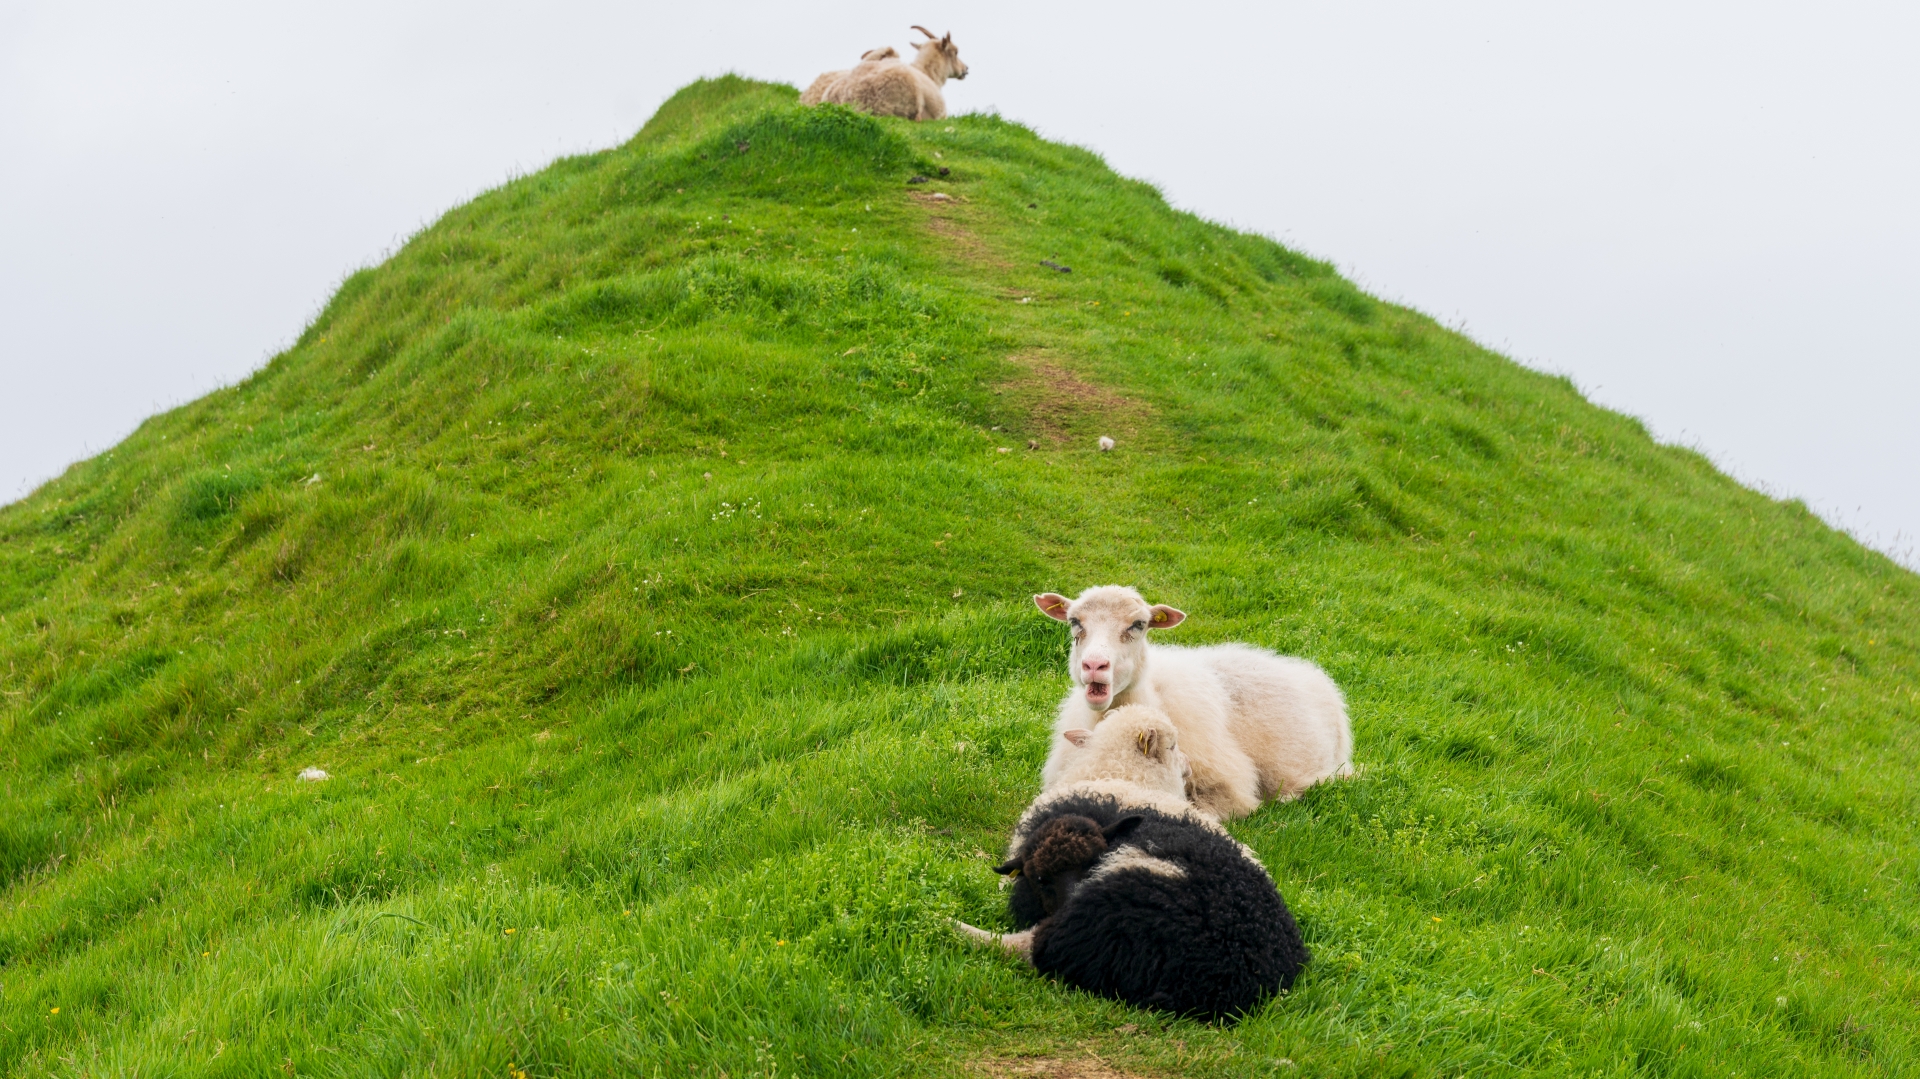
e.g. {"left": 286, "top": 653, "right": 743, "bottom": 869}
{"left": 1035, "top": 585, "right": 1353, "bottom": 820}
{"left": 799, "top": 27, "right": 968, "bottom": 122}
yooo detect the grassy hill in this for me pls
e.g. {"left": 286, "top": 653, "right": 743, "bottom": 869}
{"left": 3, "top": 76, "right": 1917, "bottom": 1077}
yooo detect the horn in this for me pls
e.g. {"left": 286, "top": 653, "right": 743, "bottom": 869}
{"left": 911, "top": 25, "right": 937, "bottom": 38}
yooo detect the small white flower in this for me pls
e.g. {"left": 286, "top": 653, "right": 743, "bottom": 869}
{"left": 297, "top": 767, "right": 330, "bottom": 782}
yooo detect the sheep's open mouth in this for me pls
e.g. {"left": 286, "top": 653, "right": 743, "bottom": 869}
{"left": 1085, "top": 681, "right": 1111, "bottom": 704}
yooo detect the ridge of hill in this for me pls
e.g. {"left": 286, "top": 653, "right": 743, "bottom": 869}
{"left": 2, "top": 76, "right": 1917, "bottom": 1077}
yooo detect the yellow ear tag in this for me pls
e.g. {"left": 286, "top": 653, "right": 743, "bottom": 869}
{"left": 1136, "top": 731, "right": 1151, "bottom": 755}
{"left": 1008, "top": 867, "right": 1022, "bottom": 877}
{"left": 1152, "top": 611, "right": 1168, "bottom": 625}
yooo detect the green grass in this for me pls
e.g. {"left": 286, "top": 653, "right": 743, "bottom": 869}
{"left": 2, "top": 75, "right": 1917, "bottom": 1077}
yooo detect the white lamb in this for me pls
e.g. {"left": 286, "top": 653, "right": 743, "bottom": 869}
{"left": 1035, "top": 585, "right": 1354, "bottom": 820}
{"left": 800, "top": 46, "right": 899, "bottom": 107}
{"left": 798, "top": 27, "right": 967, "bottom": 122}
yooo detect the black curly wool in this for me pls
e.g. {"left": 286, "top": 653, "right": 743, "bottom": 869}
{"left": 1001, "top": 792, "right": 1309, "bottom": 1021}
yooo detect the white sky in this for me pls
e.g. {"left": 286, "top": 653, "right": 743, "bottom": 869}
{"left": 3, "top": 1, "right": 1915, "bottom": 567}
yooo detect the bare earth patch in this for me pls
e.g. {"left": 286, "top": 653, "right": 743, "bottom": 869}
{"left": 925, "top": 215, "right": 1009, "bottom": 269}
{"left": 996, "top": 351, "right": 1152, "bottom": 446}
{"left": 972, "top": 1054, "right": 1146, "bottom": 1079}
{"left": 909, "top": 194, "right": 1012, "bottom": 270}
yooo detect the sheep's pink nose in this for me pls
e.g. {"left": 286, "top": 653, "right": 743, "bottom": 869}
{"left": 1081, "top": 657, "right": 1110, "bottom": 675}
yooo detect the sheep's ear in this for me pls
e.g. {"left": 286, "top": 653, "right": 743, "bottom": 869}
{"left": 1034, "top": 593, "right": 1072, "bottom": 622}
{"left": 1062, "top": 728, "right": 1093, "bottom": 748}
{"left": 992, "top": 859, "right": 1023, "bottom": 877}
{"left": 1134, "top": 727, "right": 1171, "bottom": 762}
{"left": 1102, "top": 815, "right": 1146, "bottom": 843}
{"left": 1147, "top": 604, "right": 1186, "bottom": 629}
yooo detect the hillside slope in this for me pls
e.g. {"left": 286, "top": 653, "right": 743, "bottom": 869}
{"left": 3, "top": 77, "right": 1917, "bottom": 1077}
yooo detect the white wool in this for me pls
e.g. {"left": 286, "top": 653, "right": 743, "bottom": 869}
{"left": 1098, "top": 436, "right": 1115, "bottom": 451}
{"left": 297, "top": 767, "right": 330, "bottom": 782}
{"left": 1088, "top": 845, "right": 1187, "bottom": 882}
{"left": 799, "top": 28, "right": 968, "bottom": 122}
{"left": 1034, "top": 585, "right": 1354, "bottom": 820}
{"left": 1008, "top": 708, "right": 1226, "bottom": 860}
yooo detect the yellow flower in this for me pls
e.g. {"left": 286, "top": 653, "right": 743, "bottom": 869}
{"left": 776, "top": 940, "right": 787, "bottom": 946}
{"left": 49, "top": 1007, "right": 59, "bottom": 1015}
{"left": 503, "top": 928, "right": 516, "bottom": 934}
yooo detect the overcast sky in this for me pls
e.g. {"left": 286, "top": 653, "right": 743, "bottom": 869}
{"left": 3, "top": 1, "right": 1915, "bottom": 567}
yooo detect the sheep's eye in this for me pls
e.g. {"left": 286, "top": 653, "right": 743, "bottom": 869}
{"left": 1130, "top": 621, "right": 1147, "bottom": 632}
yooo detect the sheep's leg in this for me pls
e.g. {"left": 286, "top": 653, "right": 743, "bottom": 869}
{"left": 951, "top": 920, "right": 1035, "bottom": 961}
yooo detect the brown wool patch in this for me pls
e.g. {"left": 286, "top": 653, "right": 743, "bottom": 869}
{"left": 1025, "top": 816, "right": 1107, "bottom": 877}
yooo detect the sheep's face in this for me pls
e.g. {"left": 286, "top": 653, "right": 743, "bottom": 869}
{"left": 1055, "top": 706, "right": 1191, "bottom": 798}
{"left": 912, "top": 34, "right": 967, "bottom": 80}
{"left": 1035, "top": 585, "right": 1184, "bottom": 710}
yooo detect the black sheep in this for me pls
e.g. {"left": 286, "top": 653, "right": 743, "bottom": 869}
{"left": 955, "top": 707, "right": 1310, "bottom": 1021}
{"left": 996, "top": 793, "right": 1310, "bottom": 1020}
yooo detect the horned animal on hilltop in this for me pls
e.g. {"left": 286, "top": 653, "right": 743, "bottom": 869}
{"left": 799, "top": 27, "right": 967, "bottom": 122}
{"left": 1035, "top": 585, "right": 1354, "bottom": 820}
